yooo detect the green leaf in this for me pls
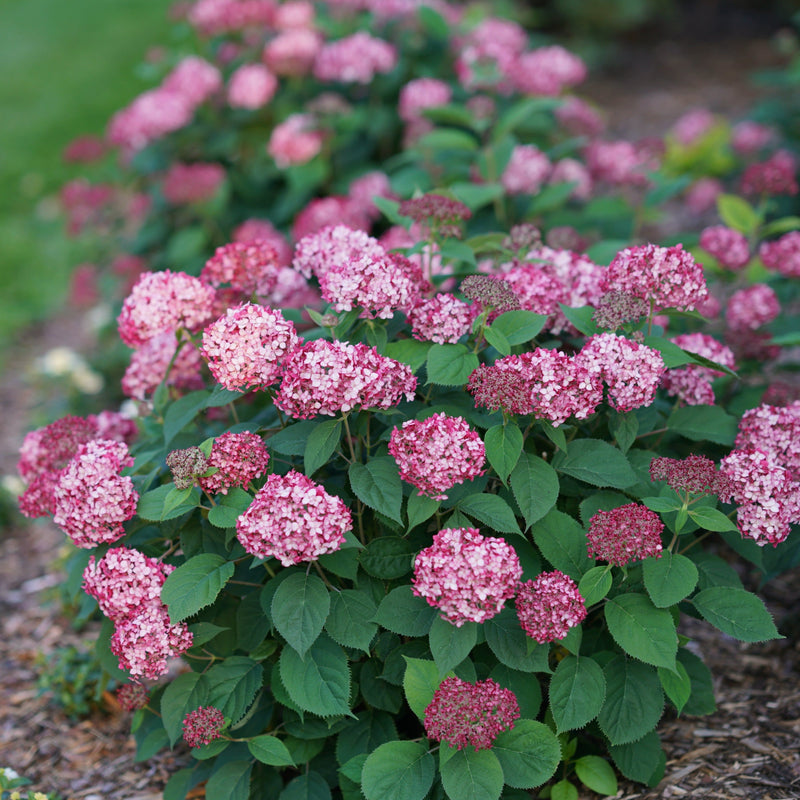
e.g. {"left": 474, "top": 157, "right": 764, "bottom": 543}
{"left": 604, "top": 593, "right": 677, "bottom": 670}
{"left": 610, "top": 731, "right": 665, "bottom": 785}
{"left": 406, "top": 493, "right": 440, "bottom": 532}
{"left": 137, "top": 483, "right": 201, "bottom": 522}
{"left": 574, "top": 755, "right": 618, "bottom": 796}
{"left": 658, "top": 660, "right": 692, "bottom": 714}
{"left": 271, "top": 572, "right": 330, "bottom": 658}
{"left": 336, "top": 710, "right": 398, "bottom": 765}
{"left": 577, "top": 567, "right": 612, "bottom": 607}
{"left": 248, "top": 734, "right": 296, "bottom": 766}
{"left": 643, "top": 552, "right": 699, "bottom": 608}
{"left": 484, "top": 607, "right": 550, "bottom": 673}
{"left": 484, "top": 424, "right": 523, "bottom": 484}
{"left": 491, "top": 720, "right": 559, "bottom": 789}
{"left": 551, "top": 780, "right": 578, "bottom": 800}
{"left": 483, "top": 325, "right": 511, "bottom": 356}
{"left": 553, "top": 439, "right": 637, "bottom": 489}
{"left": 268, "top": 420, "right": 317, "bottom": 456}
{"left": 163, "top": 390, "right": 210, "bottom": 446}
{"left": 359, "top": 536, "right": 415, "bottom": 579}
{"left": 440, "top": 746, "right": 504, "bottom": 800}
{"left": 417, "top": 128, "right": 479, "bottom": 152}
{"left": 717, "top": 192, "right": 761, "bottom": 235}
{"left": 489, "top": 665, "right": 542, "bottom": 719}
{"left": 206, "top": 656, "right": 263, "bottom": 724}
{"left": 643, "top": 335, "right": 698, "bottom": 368}
{"left": 692, "top": 587, "right": 782, "bottom": 642}
{"left": 349, "top": 457, "right": 403, "bottom": 523}
{"left": 493, "top": 96, "right": 560, "bottom": 139}
{"left": 530, "top": 510, "right": 592, "bottom": 581}
{"left": 304, "top": 419, "right": 342, "bottom": 476}
{"left": 361, "top": 741, "right": 435, "bottom": 800}
{"left": 207, "top": 487, "right": 252, "bottom": 529}
{"left": 205, "top": 761, "right": 252, "bottom": 800}
{"left": 761, "top": 215, "right": 800, "bottom": 237}
{"left": 666, "top": 405, "right": 738, "bottom": 445}
{"left": 641, "top": 495, "right": 682, "bottom": 513}
{"left": 278, "top": 772, "right": 332, "bottom": 800}
{"left": 385, "top": 339, "right": 432, "bottom": 372}
{"left": 678, "top": 649, "right": 716, "bottom": 715}
{"left": 429, "top": 617, "right": 477, "bottom": 676}
{"left": 403, "top": 657, "right": 445, "bottom": 720}
{"left": 490, "top": 310, "right": 547, "bottom": 345}
{"left": 188, "top": 622, "right": 230, "bottom": 647}
{"left": 160, "top": 672, "right": 208, "bottom": 746}
{"left": 426, "top": 343, "right": 479, "bottom": 386}
{"left": 373, "top": 586, "right": 437, "bottom": 637}
{"left": 510, "top": 453, "right": 560, "bottom": 529}
{"left": 205, "top": 385, "right": 243, "bottom": 408}
{"left": 325, "top": 590, "right": 378, "bottom": 653}
{"left": 529, "top": 180, "right": 577, "bottom": 213}
{"left": 458, "top": 493, "right": 521, "bottom": 535}
{"left": 687, "top": 506, "right": 738, "bottom": 532}
{"left": 597, "top": 656, "right": 664, "bottom": 745}
{"left": 450, "top": 181, "right": 504, "bottom": 210}
{"left": 557, "top": 305, "right": 600, "bottom": 336}
{"left": 609, "top": 412, "right": 638, "bottom": 454}
{"left": 161, "top": 554, "right": 235, "bottom": 623}
{"left": 549, "top": 656, "right": 606, "bottom": 733}
{"left": 279, "top": 633, "right": 352, "bottom": 717}
{"left": 417, "top": 3, "right": 449, "bottom": 37}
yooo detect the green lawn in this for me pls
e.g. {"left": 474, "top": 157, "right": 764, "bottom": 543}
{"left": 0, "top": 0, "right": 173, "bottom": 351}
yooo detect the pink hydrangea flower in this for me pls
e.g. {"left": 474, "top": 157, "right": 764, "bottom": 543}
{"left": 587, "top": 504, "right": 664, "bottom": 566}
{"left": 88, "top": 410, "right": 138, "bottom": 445}
{"left": 685, "top": 177, "right": 723, "bottom": 214}
{"left": 731, "top": 121, "right": 774, "bottom": 156}
{"left": 83, "top": 547, "right": 174, "bottom": 621}
{"left": 398, "top": 77, "right": 452, "bottom": 122}
{"left": 263, "top": 28, "right": 322, "bottom": 76}
{"left": 759, "top": 231, "right": 800, "bottom": 278}
{"left": 117, "top": 271, "right": 216, "bottom": 348}
{"left": 188, "top": 0, "right": 275, "bottom": 35}
{"left": 183, "top": 707, "right": 226, "bottom": 748}
{"left": 273, "top": 0, "right": 314, "bottom": 29}
{"left": 162, "top": 162, "right": 226, "bottom": 205}
{"left": 275, "top": 339, "right": 417, "bottom": 419}
{"left": 389, "top": 414, "right": 485, "bottom": 500}
{"left": 201, "top": 241, "right": 283, "bottom": 301}
{"left": 348, "top": 171, "right": 395, "bottom": 220}
{"left": 602, "top": 243, "right": 708, "bottom": 312}
{"left": 650, "top": 454, "right": 729, "bottom": 497}
{"left": 670, "top": 108, "right": 715, "bottom": 146}
{"left": 453, "top": 17, "right": 526, "bottom": 91}
{"left": 584, "top": 139, "right": 656, "bottom": 187}
{"left": 268, "top": 113, "right": 324, "bottom": 168}
{"left": 116, "top": 684, "right": 149, "bottom": 711}
{"left": 578, "top": 333, "right": 666, "bottom": 412}
{"left": 111, "top": 605, "right": 193, "bottom": 679}
{"left": 413, "top": 527, "right": 522, "bottom": 626}
{"left": 501, "top": 263, "right": 566, "bottom": 320}
{"left": 501, "top": 145, "right": 552, "bottom": 195}
{"left": 512, "top": 45, "right": 587, "bottom": 96}
{"left": 227, "top": 63, "right": 278, "bottom": 109}
{"left": 660, "top": 332, "right": 736, "bottom": 407}
{"left": 233, "top": 218, "right": 292, "bottom": 265}
{"left": 201, "top": 303, "right": 298, "bottom": 391}
{"left": 162, "top": 56, "right": 223, "bottom": 106}
{"left": 52, "top": 439, "right": 138, "bottom": 549}
{"left": 236, "top": 470, "right": 351, "bottom": 566}
{"left": 107, "top": 88, "right": 194, "bottom": 152}
{"left": 515, "top": 571, "right": 587, "bottom": 643}
{"left": 736, "top": 401, "right": 800, "bottom": 478}
{"left": 741, "top": 150, "right": 798, "bottom": 196}
{"left": 291, "top": 196, "right": 370, "bottom": 242}
{"left": 699, "top": 225, "right": 750, "bottom": 270}
{"left": 726, "top": 284, "right": 780, "bottom": 332}
{"left": 406, "top": 294, "right": 476, "bottom": 344}
{"left": 424, "top": 677, "right": 519, "bottom": 750}
{"left": 555, "top": 96, "right": 604, "bottom": 138}
{"left": 313, "top": 31, "right": 397, "bottom": 83}
{"left": 122, "top": 332, "right": 205, "bottom": 400}
{"left": 549, "top": 157, "right": 592, "bottom": 200}
{"left": 199, "top": 431, "right": 270, "bottom": 495}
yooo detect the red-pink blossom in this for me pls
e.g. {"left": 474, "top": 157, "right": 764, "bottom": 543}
{"left": 512, "top": 45, "right": 587, "bottom": 96}
{"left": 587, "top": 503, "right": 664, "bottom": 566}
{"left": 199, "top": 432, "right": 270, "bottom": 495}
{"left": 699, "top": 225, "right": 750, "bottom": 270}
{"left": 413, "top": 527, "right": 522, "bottom": 626}
{"left": 227, "top": 63, "right": 278, "bottom": 109}
{"left": 233, "top": 218, "right": 292, "bottom": 265}
{"left": 516, "top": 571, "right": 587, "bottom": 643}
{"left": 291, "top": 196, "right": 371, "bottom": 242}
{"left": 501, "top": 145, "right": 552, "bottom": 195}
{"left": 650, "top": 455, "right": 729, "bottom": 497}
{"left": 670, "top": 108, "right": 715, "bottom": 146}
{"left": 313, "top": 31, "right": 397, "bottom": 83}
{"left": 406, "top": 294, "right": 476, "bottom": 344}
{"left": 555, "top": 96, "right": 604, "bottom": 138}
{"left": 731, "top": 120, "right": 774, "bottom": 156}
{"left": 760, "top": 231, "right": 800, "bottom": 278}
{"left": 183, "top": 707, "right": 226, "bottom": 748}
{"left": 236, "top": 470, "right": 351, "bottom": 566}
{"left": 584, "top": 140, "right": 655, "bottom": 187}
{"left": 162, "top": 162, "right": 226, "bottom": 205}
{"left": 188, "top": 0, "right": 275, "bottom": 35}
{"left": 201, "top": 241, "right": 283, "bottom": 300}
{"left": 116, "top": 684, "right": 149, "bottom": 711}
{"left": 122, "top": 332, "right": 205, "bottom": 400}
{"left": 660, "top": 332, "right": 736, "bottom": 406}
{"left": 348, "top": 171, "right": 395, "bottom": 220}
{"left": 685, "top": 177, "right": 723, "bottom": 214}
{"left": 263, "top": 28, "right": 322, "bottom": 76}
{"left": 107, "top": 88, "right": 194, "bottom": 152}
{"left": 398, "top": 78, "right": 452, "bottom": 122}
{"left": 549, "top": 157, "right": 593, "bottom": 200}
{"left": 268, "top": 113, "right": 324, "bottom": 168}
{"left": 736, "top": 401, "right": 800, "bottom": 478}
{"left": 162, "top": 56, "right": 223, "bottom": 106}
{"left": 726, "top": 284, "right": 780, "bottom": 332}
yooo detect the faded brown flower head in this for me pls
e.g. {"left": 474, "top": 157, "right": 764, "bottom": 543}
{"left": 166, "top": 446, "right": 209, "bottom": 489}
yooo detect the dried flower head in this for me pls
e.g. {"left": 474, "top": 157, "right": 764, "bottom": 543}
{"left": 182, "top": 706, "right": 226, "bottom": 748}
{"left": 516, "top": 571, "right": 587, "bottom": 643}
{"left": 398, "top": 194, "right": 472, "bottom": 239}
{"left": 199, "top": 432, "right": 270, "bottom": 495}
{"left": 460, "top": 275, "right": 519, "bottom": 311}
{"left": 502, "top": 223, "right": 542, "bottom": 254}
{"left": 467, "top": 363, "right": 533, "bottom": 416}
{"left": 587, "top": 504, "right": 664, "bottom": 567}
{"left": 592, "top": 291, "right": 649, "bottom": 331}
{"left": 116, "top": 683, "right": 149, "bottom": 712}
{"left": 649, "top": 455, "right": 728, "bottom": 497}
{"left": 167, "top": 447, "right": 209, "bottom": 490}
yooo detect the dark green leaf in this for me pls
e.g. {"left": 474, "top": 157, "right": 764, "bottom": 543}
{"left": 658, "top": 661, "right": 692, "bottom": 714}
{"left": 361, "top": 741, "right": 435, "bottom": 800}
{"left": 271, "top": 573, "right": 330, "bottom": 658}
{"left": 610, "top": 731, "right": 665, "bottom": 785}
{"left": 609, "top": 412, "right": 639, "bottom": 454}
{"left": 429, "top": 617, "right": 477, "bottom": 676}
{"left": 278, "top": 771, "right": 332, "bottom": 800}
{"left": 510, "top": 453, "right": 559, "bottom": 529}
{"left": 557, "top": 305, "right": 600, "bottom": 336}
{"left": 678, "top": 649, "right": 716, "bottom": 715}
{"left": 350, "top": 457, "right": 403, "bottom": 523}
{"left": 137, "top": 484, "right": 201, "bottom": 522}
{"left": 385, "top": 339, "right": 432, "bottom": 372}
{"left": 693, "top": 587, "right": 781, "bottom": 642}
{"left": 426, "top": 343, "right": 479, "bottom": 386}
{"left": 490, "top": 310, "right": 547, "bottom": 345}
{"left": 268, "top": 420, "right": 317, "bottom": 456}
{"left": 406, "top": 493, "right": 440, "bottom": 532}
{"left": 549, "top": 656, "right": 606, "bottom": 733}
{"left": 403, "top": 657, "right": 446, "bottom": 720}
{"left": 163, "top": 390, "right": 210, "bottom": 446}
{"left": 161, "top": 554, "right": 235, "bottom": 623}
{"left": 373, "top": 586, "right": 437, "bottom": 637}
{"left": 553, "top": 439, "right": 637, "bottom": 489}
{"left": 161, "top": 672, "right": 208, "bottom": 746}
{"left": 598, "top": 656, "right": 664, "bottom": 745}
{"left": 248, "top": 735, "right": 295, "bottom": 766}
{"left": 643, "top": 552, "right": 698, "bottom": 608}
{"left": 336, "top": 710, "right": 398, "bottom": 765}
{"left": 667, "top": 405, "right": 738, "bottom": 445}
{"left": 577, "top": 566, "right": 612, "bottom": 607}
{"left": 325, "top": 590, "right": 378, "bottom": 653}
{"left": 440, "top": 746, "right": 503, "bottom": 800}
{"left": 359, "top": 536, "right": 415, "bottom": 580}
{"left": 484, "top": 607, "right": 550, "bottom": 673}
{"left": 484, "top": 424, "right": 523, "bottom": 484}
{"left": 604, "top": 593, "right": 677, "bottom": 670}
{"left": 530, "top": 510, "right": 592, "bottom": 581}
{"left": 457, "top": 493, "right": 521, "bottom": 535}
{"left": 687, "top": 506, "right": 738, "bottom": 532}
{"left": 489, "top": 665, "right": 542, "bottom": 719}
{"left": 574, "top": 755, "right": 618, "bottom": 796}
{"left": 551, "top": 780, "right": 578, "bottom": 800}
{"left": 206, "top": 656, "right": 263, "bottom": 724}
{"left": 304, "top": 419, "right": 342, "bottom": 476}
{"left": 205, "top": 760, "right": 252, "bottom": 800}
{"left": 483, "top": 325, "right": 511, "bottom": 356}
{"left": 207, "top": 487, "right": 252, "bottom": 529}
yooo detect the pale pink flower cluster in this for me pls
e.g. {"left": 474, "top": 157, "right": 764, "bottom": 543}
{"left": 117, "top": 684, "right": 149, "bottom": 711}
{"left": 52, "top": 439, "right": 138, "bottom": 549}
{"left": 670, "top": 109, "right": 715, "bottom": 146}
{"left": 686, "top": 177, "right": 723, "bottom": 214}
{"left": 313, "top": 32, "right": 397, "bottom": 83}
{"left": 661, "top": 332, "right": 736, "bottom": 406}
{"left": 227, "top": 63, "right": 278, "bottom": 109}
{"left": 587, "top": 504, "right": 664, "bottom": 566}
{"left": 201, "top": 241, "right": 283, "bottom": 301}
{"left": 275, "top": 339, "right": 416, "bottom": 418}
{"left": 549, "top": 157, "right": 593, "bottom": 200}
{"left": 406, "top": 294, "right": 476, "bottom": 344}
{"left": 731, "top": 121, "right": 774, "bottom": 156}
{"left": 118, "top": 271, "right": 216, "bottom": 348}
{"left": 83, "top": 546, "right": 174, "bottom": 620}
{"left": 108, "top": 57, "right": 221, "bottom": 151}
{"left": 736, "top": 402, "right": 800, "bottom": 478}
{"left": 89, "top": 410, "right": 139, "bottom": 444}
{"left": 584, "top": 140, "right": 655, "bottom": 187}
{"left": 268, "top": 113, "right": 324, "bottom": 168}
{"left": 188, "top": 0, "right": 275, "bottom": 35}
{"left": 413, "top": 527, "right": 522, "bottom": 626}
{"left": 602, "top": 244, "right": 708, "bottom": 312}
{"left": 183, "top": 707, "right": 226, "bottom": 748}
{"left": 501, "top": 263, "right": 566, "bottom": 319}
{"left": 453, "top": 17, "right": 526, "bottom": 91}
{"left": 741, "top": 150, "right": 798, "bottom": 196}
{"left": 233, "top": 218, "right": 292, "bottom": 265}
{"left": 348, "top": 171, "right": 395, "bottom": 221}
{"left": 719, "top": 448, "right": 800, "bottom": 546}
{"left": 199, "top": 432, "right": 271, "bottom": 495}
{"left": 122, "top": 332, "right": 205, "bottom": 400}
{"left": 579, "top": 333, "right": 666, "bottom": 412}
{"left": 699, "top": 225, "right": 750, "bottom": 270}
{"left": 555, "top": 96, "right": 604, "bottom": 138}
{"left": 501, "top": 145, "right": 552, "bottom": 195}
{"left": 726, "top": 284, "right": 780, "bottom": 332}
{"left": 263, "top": 28, "right": 322, "bottom": 76}
{"left": 201, "top": 303, "right": 298, "bottom": 391}
{"left": 60, "top": 180, "right": 114, "bottom": 236}
{"left": 273, "top": 0, "right": 314, "bottom": 28}
{"left": 291, "top": 196, "right": 371, "bottom": 241}
{"left": 515, "top": 571, "right": 587, "bottom": 643}
{"left": 389, "top": 414, "right": 485, "bottom": 500}
{"left": 512, "top": 46, "right": 587, "bottom": 96}
{"left": 759, "top": 231, "right": 800, "bottom": 278}
{"left": 236, "top": 470, "right": 351, "bottom": 565}
{"left": 398, "top": 78, "right": 452, "bottom": 123}
{"left": 424, "top": 677, "right": 519, "bottom": 750}
{"left": 162, "top": 162, "right": 226, "bottom": 205}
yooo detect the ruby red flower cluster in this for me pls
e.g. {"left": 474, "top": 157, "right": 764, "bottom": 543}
{"left": 516, "top": 571, "right": 587, "bottom": 643}
{"left": 587, "top": 504, "right": 664, "bottom": 566}
{"left": 182, "top": 706, "right": 226, "bottom": 748}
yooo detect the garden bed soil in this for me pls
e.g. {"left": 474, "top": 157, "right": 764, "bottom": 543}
{"left": 2, "top": 26, "right": 799, "bottom": 800}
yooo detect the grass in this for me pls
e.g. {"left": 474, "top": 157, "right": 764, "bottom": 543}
{"left": 0, "top": 0, "right": 174, "bottom": 352}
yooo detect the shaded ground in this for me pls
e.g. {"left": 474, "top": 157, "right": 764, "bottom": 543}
{"left": 1, "top": 26, "right": 799, "bottom": 800}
